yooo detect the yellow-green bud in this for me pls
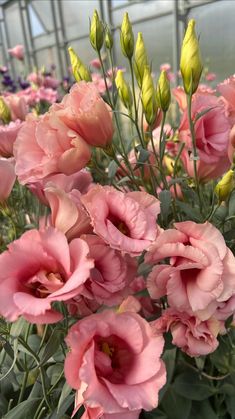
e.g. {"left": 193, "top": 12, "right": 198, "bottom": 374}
{"left": 68, "top": 47, "right": 91, "bottom": 82}
{"left": 105, "top": 26, "right": 113, "bottom": 50}
{"left": 215, "top": 170, "right": 234, "bottom": 202}
{"left": 156, "top": 70, "right": 171, "bottom": 112}
{"left": 134, "top": 32, "right": 148, "bottom": 87}
{"left": 120, "top": 13, "right": 134, "bottom": 59}
{"left": 90, "top": 10, "right": 104, "bottom": 52}
{"left": 0, "top": 97, "right": 11, "bottom": 124}
{"left": 115, "top": 70, "right": 133, "bottom": 110}
{"left": 180, "top": 19, "right": 203, "bottom": 95}
{"left": 142, "top": 66, "right": 157, "bottom": 126}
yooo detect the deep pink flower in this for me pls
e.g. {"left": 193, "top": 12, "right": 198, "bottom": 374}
{"left": 0, "top": 227, "right": 94, "bottom": 324}
{"left": 146, "top": 221, "right": 235, "bottom": 320}
{"left": 81, "top": 185, "right": 160, "bottom": 255}
{"left": 80, "top": 234, "right": 137, "bottom": 305}
{"left": 0, "top": 158, "right": 16, "bottom": 201}
{"left": 90, "top": 58, "right": 102, "bottom": 69}
{"left": 205, "top": 72, "right": 216, "bottom": 82}
{"left": 179, "top": 93, "right": 231, "bottom": 181}
{"left": 0, "top": 119, "right": 23, "bottom": 157}
{"left": 14, "top": 114, "right": 91, "bottom": 183}
{"left": 153, "top": 308, "right": 221, "bottom": 357}
{"left": 8, "top": 44, "right": 24, "bottom": 60}
{"left": 65, "top": 310, "right": 166, "bottom": 417}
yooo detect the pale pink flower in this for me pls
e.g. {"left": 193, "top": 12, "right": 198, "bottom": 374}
{"left": 0, "top": 227, "right": 94, "bottom": 324}
{"left": 45, "top": 187, "right": 92, "bottom": 240}
{"left": 36, "top": 87, "right": 58, "bottom": 104}
{"left": 173, "top": 85, "right": 216, "bottom": 112}
{"left": 205, "top": 72, "right": 216, "bottom": 82}
{"left": 146, "top": 221, "right": 235, "bottom": 320}
{"left": 4, "top": 95, "right": 28, "bottom": 121}
{"left": 217, "top": 75, "right": 235, "bottom": 124}
{"left": 179, "top": 93, "right": 231, "bottom": 181}
{"left": 80, "top": 234, "right": 137, "bottom": 305}
{"left": 27, "top": 72, "right": 44, "bottom": 86}
{"left": 43, "top": 76, "right": 60, "bottom": 89}
{"left": 90, "top": 58, "right": 102, "bottom": 69}
{"left": 214, "top": 295, "right": 235, "bottom": 321}
{"left": 14, "top": 114, "right": 91, "bottom": 184}
{"left": 64, "top": 310, "right": 166, "bottom": 417}
{"left": 0, "top": 119, "right": 23, "bottom": 157}
{"left": 8, "top": 44, "right": 24, "bottom": 60}
{"left": 0, "top": 158, "right": 16, "bottom": 201}
{"left": 81, "top": 185, "right": 160, "bottom": 255}
{"left": 160, "top": 63, "right": 171, "bottom": 72}
{"left": 60, "top": 81, "right": 114, "bottom": 147}
{"left": 91, "top": 73, "right": 112, "bottom": 95}
{"left": 153, "top": 308, "right": 221, "bottom": 357}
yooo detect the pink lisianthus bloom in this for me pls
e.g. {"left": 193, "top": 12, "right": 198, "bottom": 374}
{"left": 173, "top": 85, "right": 216, "bottom": 112}
{"left": 91, "top": 73, "right": 112, "bottom": 95}
{"left": 80, "top": 234, "right": 137, "bottom": 306}
{"left": 78, "top": 404, "right": 140, "bottom": 419}
{"left": 8, "top": 44, "right": 24, "bottom": 60}
{"left": 44, "top": 186, "right": 92, "bottom": 240}
{"left": 146, "top": 221, "right": 235, "bottom": 320}
{"left": 81, "top": 185, "right": 160, "bottom": 255}
{"left": 28, "top": 169, "right": 92, "bottom": 204}
{"left": 4, "top": 94, "right": 28, "bottom": 121}
{"left": 36, "top": 87, "right": 58, "bottom": 104}
{"left": 153, "top": 308, "right": 222, "bottom": 357}
{"left": 64, "top": 310, "right": 166, "bottom": 417}
{"left": 59, "top": 81, "right": 114, "bottom": 147}
{"left": 90, "top": 58, "right": 102, "bottom": 69}
{"left": 27, "top": 72, "right": 44, "bottom": 86}
{"left": 205, "top": 72, "right": 216, "bottom": 82}
{"left": 14, "top": 114, "right": 91, "bottom": 183}
{"left": 43, "top": 76, "right": 60, "bottom": 89}
{"left": 0, "top": 158, "right": 16, "bottom": 201}
{"left": 0, "top": 119, "right": 23, "bottom": 157}
{"left": 214, "top": 294, "right": 235, "bottom": 321}
{"left": 179, "top": 93, "right": 231, "bottom": 181}
{"left": 0, "top": 227, "right": 94, "bottom": 324}
{"left": 217, "top": 75, "right": 235, "bottom": 124}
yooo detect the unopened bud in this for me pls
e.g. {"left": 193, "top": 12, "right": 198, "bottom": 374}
{"left": 68, "top": 47, "right": 91, "bottom": 82}
{"left": 120, "top": 13, "right": 134, "bottom": 59}
{"left": 134, "top": 32, "right": 148, "bottom": 87}
{"left": 0, "top": 97, "right": 11, "bottom": 124}
{"left": 215, "top": 169, "right": 234, "bottom": 202}
{"left": 156, "top": 70, "right": 171, "bottom": 112}
{"left": 180, "top": 19, "right": 203, "bottom": 95}
{"left": 115, "top": 70, "right": 132, "bottom": 110}
{"left": 105, "top": 26, "right": 113, "bottom": 50}
{"left": 90, "top": 10, "right": 104, "bottom": 52}
{"left": 142, "top": 66, "right": 157, "bottom": 126}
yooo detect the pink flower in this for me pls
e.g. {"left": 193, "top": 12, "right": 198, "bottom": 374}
{"left": 43, "top": 76, "right": 60, "bottom": 89}
{"left": 80, "top": 234, "right": 137, "bottom": 305}
{"left": 27, "top": 72, "right": 44, "bottom": 86}
{"left": 91, "top": 73, "right": 112, "bottom": 95}
{"left": 153, "top": 308, "right": 221, "bottom": 357}
{"left": 179, "top": 93, "right": 231, "bottom": 181}
{"left": 60, "top": 81, "right": 114, "bottom": 147}
{"left": 44, "top": 186, "right": 92, "bottom": 240}
{"left": 81, "top": 185, "right": 160, "bottom": 255}
{"left": 64, "top": 310, "right": 166, "bottom": 417}
{"left": 146, "top": 221, "right": 235, "bottom": 320}
{"left": 36, "top": 87, "right": 58, "bottom": 104}
{"left": 0, "top": 227, "right": 94, "bottom": 324}
{"left": 0, "top": 158, "right": 16, "bottom": 201}
{"left": 4, "top": 95, "right": 28, "bottom": 121}
{"left": 205, "top": 72, "right": 216, "bottom": 82}
{"left": 217, "top": 75, "right": 235, "bottom": 124}
{"left": 90, "top": 58, "right": 102, "bottom": 69}
{"left": 8, "top": 44, "right": 24, "bottom": 60}
{"left": 0, "top": 119, "right": 23, "bottom": 157}
{"left": 14, "top": 114, "right": 91, "bottom": 183}
{"left": 160, "top": 63, "right": 171, "bottom": 72}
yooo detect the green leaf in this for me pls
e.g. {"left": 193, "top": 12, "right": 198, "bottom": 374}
{"left": 172, "top": 371, "right": 216, "bottom": 400}
{"left": 159, "top": 348, "right": 176, "bottom": 402}
{"left": 226, "top": 395, "right": 235, "bottom": 419}
{"left": 159, "top": 190, "right": 172, "bottom": 223}
{"left": 57, "top": 381, "right": 72, "bottom": 413}
{"left": 136, "top": 148, "right": 150, "bottom": 167}
{"left": 229, "top": 191, "right": 235, "bottom": 216}
{"left": 10, "top": 317, "right": 27, "bottom": 337}
{"left": 210, "top": 338, "right": 231, "bottom": 374}
{"left": 190, "top": 400, "right": 218, "bottom": 419}
{"left": 176, "top": 201, "right": 202, "bottom": 222}
{"left": 3, "top": 398, "right": 41, "bottom": 419}
{"left": 160, "top": 386, "right": 191, "bottom": 419}
{"left": 40, "top": 328, "right": 65, "bottom": 366}
{"left": 108, "top": 160, "right": 118, "bottom": 179}
{"left": 47, "top": 364, "right": 63, "bottom": 385}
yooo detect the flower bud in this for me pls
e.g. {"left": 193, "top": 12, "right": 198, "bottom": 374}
{"left": 120, "top": 13, "right": 134, "bottom": 59}
{"left": 156, "top": 70, "right": 171, "bottom": 112}
{"left": 90, "top": 10, "right": 104, "bottom": 52}
{"left": 68, "top": 47, "right": 91, "bottom": 82}
{"left": 0, "top": 97, "right": 11, "bottom": 124}
{"left": 115, "top": 70, "right": 133, "bottom": 110}
{"left": 180, "top": 19, "right": 203, "bottom": 95}
{"left": 215, "top": 169, "right": 234, "bottom": 202}
{"left": 105, "top": 26, "right": 113, "bottom": 50}
{"left": 134, "top": 32, "right": 148, "bottom": 87}
{"left": 142, "top": 66, "right": 157, "bottom": 126}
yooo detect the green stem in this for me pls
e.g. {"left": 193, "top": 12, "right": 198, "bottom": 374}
{"left": 17, "top": 371, "right": 29, "bottom": 404}
{"left": 128, "top": 58, "right": 145, "bottom": 148}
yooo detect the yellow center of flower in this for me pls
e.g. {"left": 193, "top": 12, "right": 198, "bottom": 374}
{"left": 102, "top": 342, "right": 114, "bottom": 357}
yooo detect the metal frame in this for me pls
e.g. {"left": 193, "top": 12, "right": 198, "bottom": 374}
{"left": 0, "top": 0, "right": 223, "bottom": 80}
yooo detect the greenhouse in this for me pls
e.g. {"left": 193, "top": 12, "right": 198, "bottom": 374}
{"left": 0, "top": 0, "right": 235, "bottom": 418}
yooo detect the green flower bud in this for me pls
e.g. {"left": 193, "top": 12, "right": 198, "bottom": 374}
{"left": 215, "top": 170, "right": 234, "bottom": 202}
{"left": 105, "top": 26, "right": 113, "bottom": 50}
{"left": 0, "top": 97, "right": 11, "bottom": 124}
{"left": 142, "top": 66, "right": 158, "bottom": 126}
{"left": 115, "top": 70, "right": 133, "bottom": 110}
{"left": 68, "top": 47, "right": 91, "bottom": 82}
{"left": 90, "top": 10, "right": 104, "bottom": 52}
{"left": 156, "top": 70, "right": 171, "bottom": 112}
{"left": 120, "top": 13, "right": 134, "bottom": 59}
{"left": 134, "top": 32, "right": 148, "bottom": 87}
{"left": 180, "top": 19, "right": 203, "bottom": 95}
